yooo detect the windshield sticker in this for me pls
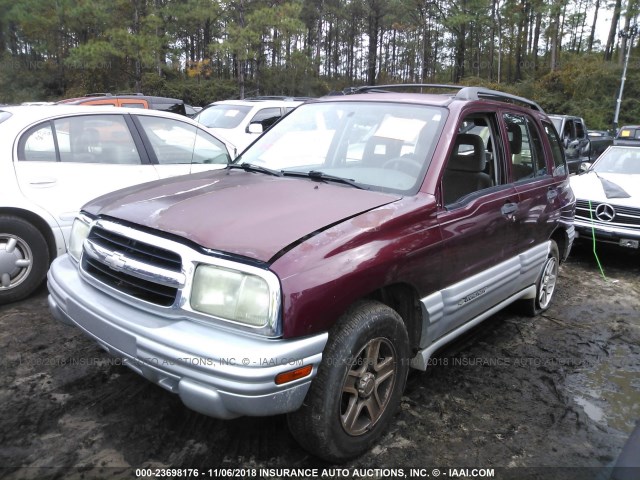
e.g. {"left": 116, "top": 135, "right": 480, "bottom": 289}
{"left": 375, "top": 117, "right": 425, "bottom": 140}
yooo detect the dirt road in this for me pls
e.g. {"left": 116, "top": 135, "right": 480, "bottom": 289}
{"left": 1, "top": 243, "right": 638, "bottom": 480}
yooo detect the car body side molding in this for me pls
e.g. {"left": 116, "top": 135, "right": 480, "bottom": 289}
{"left": 411, "top": 241, "right": 550, "bottom": 371}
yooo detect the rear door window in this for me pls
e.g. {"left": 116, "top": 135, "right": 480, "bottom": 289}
{"left": 504, "top": 113, "right": 547, "bottom": 181}
{"left": 542, "top": 122, "right": 567, "bottom": 176}
{"left": 19, "top": 115, "right": 142, "bottom": 165}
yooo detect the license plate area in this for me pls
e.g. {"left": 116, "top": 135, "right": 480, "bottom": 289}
{"left": 619, "top": 238, "right": 639, "bottom": 249}
{"left": 68, "top": 299, "right": 137, "bottom": 356}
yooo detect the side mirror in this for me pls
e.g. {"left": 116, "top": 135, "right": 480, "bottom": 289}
{"left": 579, "top": 162, "right": 592, "bottom": 172}
{"left": 247, "top": 123, "right": 263, "bottom": 134}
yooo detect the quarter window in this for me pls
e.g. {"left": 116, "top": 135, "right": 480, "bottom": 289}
{"left": 21, "top": 124, "right": 57, "bottom": 161}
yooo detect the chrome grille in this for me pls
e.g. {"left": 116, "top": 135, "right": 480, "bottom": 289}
{"left": 575, "top": 200, "right": 640, "bottom": 228}
{"left": 81, "top": 225, "right": 183, "bottom": 307}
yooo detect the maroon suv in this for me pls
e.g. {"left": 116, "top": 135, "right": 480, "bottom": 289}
{"left": 48, "top": 85, "right": 575, "bottom": 462}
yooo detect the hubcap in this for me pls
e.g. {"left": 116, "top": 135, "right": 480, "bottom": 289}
{"left": 0, "top": 235, "right": 33, "bottom": 290}
{"left": 538, "top": 256, "right": 558, "bottom": 309}
{"left": 340, "top": 337, "right": 397, "bottom": 436}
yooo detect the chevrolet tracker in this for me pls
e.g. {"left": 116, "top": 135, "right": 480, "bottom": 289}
{"left": 48, "top": 85, "right": 575, "bottom": 462}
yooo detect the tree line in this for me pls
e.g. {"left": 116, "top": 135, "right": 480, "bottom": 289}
{"left": 0, "top": 0, "right": 639, "bottom": 130}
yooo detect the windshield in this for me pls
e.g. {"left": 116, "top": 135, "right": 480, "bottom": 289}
{"left": 594, "top": 146, "right": 640, "bottom": 174}
{"left": 550, "top": 117, "right": 562, "bottom": 134}
{"left": 236, "top": 101, "right": 447, "bottom": 194}
{"left": 194, "top": 104, "right": 252, "bottom": 129}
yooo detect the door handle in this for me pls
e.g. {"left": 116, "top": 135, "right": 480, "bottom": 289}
{"left": 501, "top": 202, "right": 518, "bottom": 216}
{"left": 28, "top": 177, "right": 57, "bottom": 186}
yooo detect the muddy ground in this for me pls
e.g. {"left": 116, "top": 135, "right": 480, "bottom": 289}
{"left": 0, "top": 242, "right": 639, "bottom": 480}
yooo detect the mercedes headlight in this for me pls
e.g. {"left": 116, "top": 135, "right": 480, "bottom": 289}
{"left": 190, "top": 264, "right": 279, "bottom": 333}
{"left": 68, "top": 215, "right": 91, "bottom": 262}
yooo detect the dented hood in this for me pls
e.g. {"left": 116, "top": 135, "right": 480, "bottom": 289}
{"left": 83, "top": 169, "right": 401, "bottom": 263}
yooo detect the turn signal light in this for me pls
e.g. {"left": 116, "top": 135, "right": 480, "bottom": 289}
{"left": 275, "top": 365, "right": 313, "bottom": 385}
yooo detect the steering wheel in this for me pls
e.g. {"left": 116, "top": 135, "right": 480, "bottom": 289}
{"left": 381, "top": 155, "right": 423, "bottom": 176}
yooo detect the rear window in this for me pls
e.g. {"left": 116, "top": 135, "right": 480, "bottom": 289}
{"left": 618, "top": 128, "right": 640, "bottom": 139}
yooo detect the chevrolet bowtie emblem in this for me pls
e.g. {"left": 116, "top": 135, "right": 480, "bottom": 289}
{"left": 104, "top": 251, "right": 127, "bottom": 271}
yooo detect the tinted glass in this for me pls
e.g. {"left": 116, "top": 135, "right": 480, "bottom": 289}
{"left": 154, "top": 102, "right": 187, "bottom": 116}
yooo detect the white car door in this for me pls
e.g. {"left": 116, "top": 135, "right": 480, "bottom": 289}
{"left": 13, "top": 113, "right": 160, "bottom": 243}
{"left": 133, "top": 116, "right": 231, "bottom": 177}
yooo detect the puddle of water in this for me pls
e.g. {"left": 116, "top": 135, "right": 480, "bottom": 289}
{"left": 568, "top": 346, "right": 640, "bottom": 433}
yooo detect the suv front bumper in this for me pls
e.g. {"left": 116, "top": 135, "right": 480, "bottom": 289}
{"left": 47, "top": 254, "right": 327, "bottom": 419}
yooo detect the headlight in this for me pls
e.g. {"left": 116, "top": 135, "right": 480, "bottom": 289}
{"left": 190, "top": 265, "right": 277, "bottom": 330}
{"left": 68, "top": 216, "right": 91, "bottom": 262}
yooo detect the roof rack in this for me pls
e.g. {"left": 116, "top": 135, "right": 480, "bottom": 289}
{"left": 351, "top": 84, "right": 465, "bottom": 94}
{"left": 243, "top": 95, "right": 312, "bottom": 102}
{"left": 455, "top": 87, "right": 544, "bottom": 112}
{"left": 345, "top": 84, "right": 544, "bottom": 112}
{"left": 84, "top": 92, "right": 145, "bottom": 97}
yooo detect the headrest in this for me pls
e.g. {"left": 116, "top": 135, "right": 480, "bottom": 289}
{"left": 507, "top": 123, "right": 522, "bottom": 155}
{"left": 448, "top": 134, "right": 486, "bottom": 172}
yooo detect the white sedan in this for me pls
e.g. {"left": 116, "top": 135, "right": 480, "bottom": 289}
{"left": 0, "top": 105, "right": 235, "bottom": 304}
{"left": 570, "top": 145, "right": 640, "bottom": 249}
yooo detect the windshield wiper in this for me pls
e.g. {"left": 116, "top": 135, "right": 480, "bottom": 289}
{"left": 282, "top": 170, "right": 367, "bottom": 189}
{"left": 227, "top": 162, "right": 283, "bottom": 177}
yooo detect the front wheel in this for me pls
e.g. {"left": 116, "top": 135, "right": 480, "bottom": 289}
{"left": 287, "top": 300, "right": 410, "bottom": 462}
{"left": 519, "top": 240, "right": 559, "bottom": 316}
{"left": 0, "top": 216, "right": 50, "bottom": 304}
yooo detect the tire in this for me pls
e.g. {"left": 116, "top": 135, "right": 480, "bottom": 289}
{"left": 287, "top": 300, "right": 410, "bottom": 462}
{"left": 519, "top": 240, "right": 559, "bottom": 316}
{"left": 0, "top": 216, "right": 50, "bottom": 304}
